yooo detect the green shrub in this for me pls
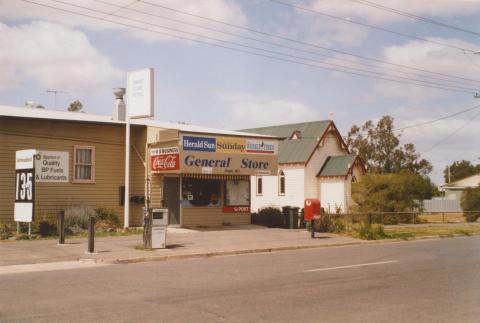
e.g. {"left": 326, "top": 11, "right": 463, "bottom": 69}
{"left": 355, "top": 224, "right": 387, "bottom": 240}
{"left": 313, "top": 215, "right": 346, "bottom": 233}
{"left": 95, "top": 207, "right": 120, "bottom": 228}
{"left": 253, "top": 207, "right": 284, "bottom": 228}
{"left": 64, "top": 206, "right": 95, "bottom": 234}
{"left": 0, "top": 222, "right": 14, "bottom": 240}
{"left": 461, "top": 187, "right": 480, "bottom": 222}
{"left": 32, "top": 214, "right": 58, "bottom": 237}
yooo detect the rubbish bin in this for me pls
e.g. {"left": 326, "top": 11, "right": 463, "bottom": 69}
{"left": 292, "top": 207, "right": 300, "bottom": 229}
{"left": 282, "top": 206, "right": 292, "bottom": 229}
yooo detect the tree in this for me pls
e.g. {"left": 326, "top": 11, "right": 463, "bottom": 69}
{"left": 460, "top": 186, "right": 480, "bottom": 222}
{"left": 68, "top": 100, "right": 83, "bottom": 112}
{"left": 444, "top": 160, "right": 480, "bottom": 183}
{"left": 347, "top": 116, "right": 432, "bottom": 175}
{"left": 351, "top": 171, "right": 435, "bottom": 213}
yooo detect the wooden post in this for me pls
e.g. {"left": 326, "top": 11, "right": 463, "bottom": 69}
{"left": 58, "top": 210, "right": 65, "bottom": 244}
{"left": 87, "top": 216, "right": 95, "bottom": 253}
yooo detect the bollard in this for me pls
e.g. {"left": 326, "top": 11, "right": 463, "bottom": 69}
{"left": 310, "top": 220, "right": 315, "bottom": 239}
{"left": 87, "top": 216, "right": 95, "bottom": 253}
{"left": 58, "top": 210, "right": 65, "bottom": 244}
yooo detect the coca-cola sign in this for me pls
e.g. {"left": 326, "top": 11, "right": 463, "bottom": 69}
{"left": 150, "top": 147, "right": 180, "bottom": 172}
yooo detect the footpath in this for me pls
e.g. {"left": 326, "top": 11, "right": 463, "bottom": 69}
{"left": 0, "top": 225, "right": 362, "bottom": 271}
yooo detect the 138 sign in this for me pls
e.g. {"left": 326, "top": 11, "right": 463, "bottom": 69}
{"left": 15, "top": 169, "right": 35, "bottom": 202}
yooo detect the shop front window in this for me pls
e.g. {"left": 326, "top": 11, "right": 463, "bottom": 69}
{"left": 181, "top": 178, "right": 221, "bottom": 207}
{"left": 225, "top": 180, "right": 249, "bottom": 206}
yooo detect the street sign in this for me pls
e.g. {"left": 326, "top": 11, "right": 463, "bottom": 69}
{"left": 14, "top": 149, "right": 36, "bottom": 222}
{"left": 126, "top": 68, "right": 154, "bottom": 118}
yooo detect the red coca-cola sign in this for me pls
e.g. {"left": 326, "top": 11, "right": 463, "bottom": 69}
{"left": 151, "top": 154, "right": 179, "bottom": 171}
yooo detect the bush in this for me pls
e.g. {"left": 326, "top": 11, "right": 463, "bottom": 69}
{"left": 0, "top": 222, "right": 14, "bottom": 240}
{"left": 64, "top": 206, "right": 95, "bottom": 234}
{"left": 313, "top": 215, "right": 346, "bottom": 233}
{"left": 32, "top": 214, "right": 58, "bottom": 237}
{"left": 461, "top": 187, "right": 480, "bottom": 222}
{"left": 94, "top": 207, "right": 120, "bottom": 229}
{"left": 354, "top": 224, "right": 387, "bottom": 240}
{"left": 252, "top": 207, "right": 284, "bottom": 228}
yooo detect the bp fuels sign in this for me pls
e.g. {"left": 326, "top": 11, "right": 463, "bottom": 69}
{"left": 35, "top": 151, "right": 69, "bottom": 183}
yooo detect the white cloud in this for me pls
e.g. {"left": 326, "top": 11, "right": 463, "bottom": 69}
{"left": 370, "top": 38, "right": 480, "bottom": 100}
{"left": 306, "top": 0, "right": 480, "bottom": 25}
{"left": 0, "top": 21, "right": 122, "bottom": 92}
{"left": 217, "top": 92, "right": 322, "bottom": 128}
{"left": 0, "top": 0, "right": 248, "bottom": 43}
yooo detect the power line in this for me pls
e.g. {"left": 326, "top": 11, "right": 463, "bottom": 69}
{"left": 137, "top": 0, "right": 480, "bottom": 85}
{"left": 345, "top": 103, "right": 480, "bottom": 139}
{"left": 423, "top": 109, "right": 480, "bottom": 154}
{"left": 20, "top": 0, "right": 474, "bottom": 94}
{"left": 93, "top": 0, "right": 480, "bottom": 90}
{"left": 349, "top": 0, "right": 480, "bottom": 38}
{"left": 266, "top": 0, "right": 479, "bottom": 53}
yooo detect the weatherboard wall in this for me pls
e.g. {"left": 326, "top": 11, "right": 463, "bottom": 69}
{"left": 0, "top": 117, "right": 145, "bottom": 226}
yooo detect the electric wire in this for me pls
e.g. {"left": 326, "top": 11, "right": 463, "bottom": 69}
{"left": 423, "top": 109, "right": 480, "bottom": 154}
{"left": 19, "top": 0, "right": 475, "bottom": 94}
{"left": 137, "top": 0, "right": 480, "bottom": 85}
{"left": 349, "top": 0, "right": 480, "bottom": 38}
{"left": 92, "top": 0, "right": 480, "bottom": 89}
{"left": 266, "top": 0, "right": 479, "bottom": 53}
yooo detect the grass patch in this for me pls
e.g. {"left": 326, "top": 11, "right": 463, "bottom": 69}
{"left": 134, "top": 244, "right": 156, "bottom": 251}
{"left": 383, "top": 224, "right": 480, "bottom": 239}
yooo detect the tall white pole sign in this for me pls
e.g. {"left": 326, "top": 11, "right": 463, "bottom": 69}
{"left": 14, "top": 149, "right": 36, "bottom": 222}
{"left": 125, "top": 68, "right": 154, "bottom": 228}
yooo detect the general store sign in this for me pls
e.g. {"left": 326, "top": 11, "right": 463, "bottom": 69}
{"left": 150, "top": 147, "right": 180, "bottom": 172}
{"left": 14, "top": 149, "right": 36, "bottom": 223}
{"left": 34, "top": 151, "right": 69, "bottom": 183}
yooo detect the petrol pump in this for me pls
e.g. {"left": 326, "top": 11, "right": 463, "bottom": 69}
{"left": 304, "top": 199, "right": 321, "bottom": 238}
{"left": 151, "top": 208, "right": 168, "bottom": 248}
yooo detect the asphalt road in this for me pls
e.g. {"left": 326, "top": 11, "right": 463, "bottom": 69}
{"left": 1, "top": 236, "right": 479, "bottom": 323}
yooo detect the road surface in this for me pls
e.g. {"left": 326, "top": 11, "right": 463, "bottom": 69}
{"left": 1, "top": 236, "right": 479, "bottom": 322}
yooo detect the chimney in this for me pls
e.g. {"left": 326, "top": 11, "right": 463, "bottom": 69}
{"left": 25, "top": 100, "right": 36, "bottom": 108}
{"left": 112, "top": 87, "right": 126, "bottom": 121}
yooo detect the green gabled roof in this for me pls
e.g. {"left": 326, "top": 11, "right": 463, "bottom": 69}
{"left": 241, "top": 121, "right": 331, "bottom": 164}
{"left": 318, "top": 155, "right": 357, "bottom": 177}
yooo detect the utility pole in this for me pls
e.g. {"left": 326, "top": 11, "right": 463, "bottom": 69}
{"left": 46, "top": 90, "right": 68, "bottom": 109}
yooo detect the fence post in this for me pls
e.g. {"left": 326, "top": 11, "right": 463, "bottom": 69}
{"left": 368, "top": 213, "right": 372, "bottom": 226}
{"left": 58, "top": 210, "right": 65, "bottom": 244}
{"left": 87, "top": 216, "right": 95, "bottom": 253}
{"left": 412, "top": 212, "right": 416, "bottom": 225}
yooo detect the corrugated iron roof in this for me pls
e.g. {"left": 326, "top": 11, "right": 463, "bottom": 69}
{"left": 318, "top": 155, "right": 357, "bottom": 177}
{"left": 241, "top": 121, "right": 331, "bottom": 163}
{"left": 0, "top": 105, "right": 276, "bottom": 139}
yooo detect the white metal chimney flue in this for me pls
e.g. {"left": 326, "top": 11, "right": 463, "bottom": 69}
{"left": 113, "top": 87, "right": 126, "bottom": 121}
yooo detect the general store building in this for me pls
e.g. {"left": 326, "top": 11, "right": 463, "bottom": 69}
{"left": 0, "top": 103, "right": 278, "bottom": 228}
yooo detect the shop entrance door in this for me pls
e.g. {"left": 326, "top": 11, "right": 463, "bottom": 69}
{"left": 163, "top": 177, "right": 180, "bottom": 225}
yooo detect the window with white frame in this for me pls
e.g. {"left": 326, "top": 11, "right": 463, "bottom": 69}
{"left": 256, "top": 176, "right": 263, "bottom": 196}
{"left": 74, "top": 146, "right": 95, "bottom": 183}
{"left": 278, "top": 170, "right": 285, "bottom": 196}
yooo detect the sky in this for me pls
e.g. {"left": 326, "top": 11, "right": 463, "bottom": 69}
{"left": 1, "top": 0, "right": 480, "bottom": 184}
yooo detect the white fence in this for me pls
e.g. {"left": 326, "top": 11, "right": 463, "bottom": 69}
{"left": 422, "top": 199, "right": 462, "bottom": 213}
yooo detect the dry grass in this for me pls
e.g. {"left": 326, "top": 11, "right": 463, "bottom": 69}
{"left": 418, "top": 213, "right": 465, "bottom": 224}
{"left": 384, "top": 223, "right": 480, "bottom": 240}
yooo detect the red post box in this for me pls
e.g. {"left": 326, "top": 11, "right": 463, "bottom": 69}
{"left": 304, "top": 198, "right": 321, "bottom": 221}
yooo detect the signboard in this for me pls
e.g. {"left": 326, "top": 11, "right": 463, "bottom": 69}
{"left": 14, "top": 149, "right": 36, "bottom": 222}
{"left": 151, "top": 147, "right": 180, "bottom": 172}
{"left": 216, "top": 137, "right": 246, "bottom": 154}
{"left": 246, "top": 139, "right": 277, "bottom": 154}
{"left": 182, "top": 136, "right": 216, "bottom": 152}
{"left": 223, "top": 206, "right": 250, "bottom": 213}
{"left": 181, "top": 152, "right": 277, "bottom": 175}
{"left": 34, "top": 151, "right": 69, "bottom": 183}
{"left": 126, "top": 68, "right": 154, "bottom": 118}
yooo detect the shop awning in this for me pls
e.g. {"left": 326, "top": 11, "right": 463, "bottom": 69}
{"left": 182, "top": 173, "right": 250, "bottom": 180}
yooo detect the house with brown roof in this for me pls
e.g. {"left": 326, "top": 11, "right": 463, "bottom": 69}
{"left": 242, "top": 120, "right": 366, "bottom": 213}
